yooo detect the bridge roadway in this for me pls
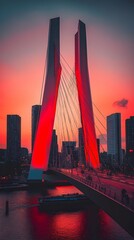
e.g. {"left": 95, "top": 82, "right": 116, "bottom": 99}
{"left": 50, "top": 168, "right": 134, "bottom": 238}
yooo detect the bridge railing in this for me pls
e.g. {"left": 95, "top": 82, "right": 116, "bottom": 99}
{"left": 54, "top": 168, "right": 134, "bottom": 212}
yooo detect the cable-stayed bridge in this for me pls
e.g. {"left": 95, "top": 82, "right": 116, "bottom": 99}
{"left": 27, "top": 17, "right": 134, "bottom": 237}
{"left": 28, "top": 17, "right": 102, "bottom": 180}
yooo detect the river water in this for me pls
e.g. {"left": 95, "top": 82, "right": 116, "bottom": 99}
{"left": 0, "top": 185, "right": 133, "bottom": 240}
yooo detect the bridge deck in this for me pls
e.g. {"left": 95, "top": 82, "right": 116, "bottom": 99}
{"left": 50, "top": 168, "right": 134, "bottom": 238}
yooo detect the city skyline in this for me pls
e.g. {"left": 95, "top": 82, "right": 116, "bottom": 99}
{"left": 1, "top": 1, "right": 133, "bottom": 152}
{"left": 1, "top": 110, "right": 133, "bottom": 154}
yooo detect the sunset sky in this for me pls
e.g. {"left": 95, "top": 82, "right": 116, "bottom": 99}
{"left": 0, "top": 0, "right": 134, "bottom": 152}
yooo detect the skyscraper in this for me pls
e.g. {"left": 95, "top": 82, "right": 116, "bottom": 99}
{"left": 78, "top": 128, "right": 86, "bottom": 165}
{"left": 61, "top": 141, "right": 76, "bottom": 168}
{"left": 97, "top": 138, "right": 100, "bottom": 156}
{"left": 31, "top": 105, "right": 41, "bottom": 151}
{"left": 7, "top": 115, "right": 21, "bottom": 162}
{"left": 48, "top": 129, "right": 58, "bottom": 167}
{"left": 0, "top": 149, "right": 6, "bottom": 162}
{"left": 126, "top": 116, "right": 134, "bottom": 167}
{"left": 107, "top": 113, "right": 121, "bottom": 165}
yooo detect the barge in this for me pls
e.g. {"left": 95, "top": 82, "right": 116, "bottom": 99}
{"left": 38, "top": 193, "right": 89, "bottom": 211}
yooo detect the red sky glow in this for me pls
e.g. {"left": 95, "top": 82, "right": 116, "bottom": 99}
{"left": 0, "top": 1, "right": 133, "bottom": 153}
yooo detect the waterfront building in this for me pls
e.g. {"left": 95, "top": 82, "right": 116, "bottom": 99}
{"left": 48, "top": 130, "right": 58, "bottom": 167}
{"left": 0, "top": 149, "right": 6, "bottom": 162}
{"left": 7, "top": 115, "right": 21, "bottom": 162}
{"left": 61, "top": 141, "right": 76, "bottom": 168}
{"left": 107, "top": 113, "right": 122, "bottom": 165}
{"left": 20, "top": 147, "right": 29, "bottom": 160}
{"left": 126, "top": 116, "right": 134, "bottom": 167}
{"left": 97, "top": 138, "right": 100, "bottom": 156}
{"left": 31, "top": 105, "right": 41, "bottom": 151}
{"left": 78, "top": 128, "right": 86, "bottom": 166}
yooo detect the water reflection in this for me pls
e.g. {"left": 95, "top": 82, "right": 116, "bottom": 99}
{"left": 52, "top": 212, "right": 85, "bottom": 240}
{"left": 0, "top": 186, "right": 133, "bottom": 240}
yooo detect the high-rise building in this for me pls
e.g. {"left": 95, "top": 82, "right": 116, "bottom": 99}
{"left": 61, "top": 141, "right": 76, "bottom": 168}
{"left": 78, "top": 128, "right": 86, "bottom": 165}
{"left": 126, "top": 116, "right": 134, "bottom": 167}
{"left": 107, "top": 113, "right": 121, "bottom": 165}
{"left": 20, "top": 147, "right": 29, "bottom": 158}
{"left": 48, "top": 130, "right": 58, "bottom": 167}
{"left": 31, "top": 105, "right": 41, "bottom": 151}
{"left": 7, "top": 115, "right": 21, "bottom": 162}
{"left": 97, "top": 138, "right": 100, "bottom": 156}
{"left": 0, "top": 149, "right": 6, "bottom": 162}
